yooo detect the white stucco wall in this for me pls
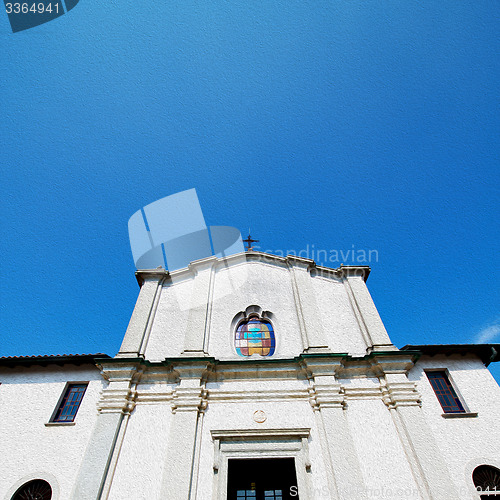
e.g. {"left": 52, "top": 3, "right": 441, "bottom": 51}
{"left": 107, "top": 400, "right": 174, "bottom": 500}
{"left": 409, "top": 355, "right": 500, "bottom": 498}
{"left": 144, "top": 258, "right": 371, "bottom": 362}
{"left": 346, "top": 398, "right": 420, "bottom": 498}
{"left": 208, "top": 261, "right": 304, "bottom": 359}
{"left": 3, "top": 254, "right": 499, "bottom": 500}
{"left": 0, "top": 364, "right": 106, "bottom": 500}
{"left": 311, "top": 276, "right": 367, "bottom": 356}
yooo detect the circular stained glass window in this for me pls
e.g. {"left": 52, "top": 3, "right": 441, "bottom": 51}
{"left": 12, "top": 480, "right": 52, "bottom": 500}
{"left": 235, "top": 316, "right": 275, "bottom": 357}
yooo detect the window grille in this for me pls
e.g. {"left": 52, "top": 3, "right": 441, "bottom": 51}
{"left": 53, "top": 383, "right": 87, "bottom": 422}
{"left": 426, "top": 371, "right": 465, "bottom": 413}
{"left": 12, "top": 479, "right": 52, "bottom": 500}
{"left": 473, "top": 465, "right": 500, "bottom": 498}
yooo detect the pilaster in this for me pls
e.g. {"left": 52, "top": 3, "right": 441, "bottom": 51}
{"left": 287, "top": 257, "right": 330, "bottom": 353}
{"left": 302, "top": 357, "right": 367, "bottom": 500}
{"left": 182, "top": 258, "right": 217, "bottom": 356}
{"left": 160, "top": 361, "right": 212, "bottom": 500}
{"left": 71, "top": 360, "right": 142, "bottom": 500}
{"left": 374, "top": 356, "right": 460, "bottom": 500}
{"left": 341, "top": 267, "right": 397, "bottom": 352}
{"left": 117, "top": 270, "right": 167, "bottom": 358}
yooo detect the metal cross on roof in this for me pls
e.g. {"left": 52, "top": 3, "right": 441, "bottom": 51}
{"left": 243, "top": 232, "right": 259, "bottom": 251}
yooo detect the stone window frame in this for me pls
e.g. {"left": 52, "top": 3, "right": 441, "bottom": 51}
{"left": 211, "top": 428, "right": 312, "bottom": 500}
{"left": 231, "top": 306, "right": 278, "bottom": 359}
{"left": 4, "top": 473, "right": 60, "bottom": 500}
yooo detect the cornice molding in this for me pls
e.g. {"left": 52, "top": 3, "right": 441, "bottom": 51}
{"left": 369, "top": 355, "right": 416, "bottom": 375}
{"left": 134, "top": 251, "right": 372, "bottom": 288}
{"left": 211, "top": 428, "right": 311, "bottom": 440}
{"left": 135, "top": 268, "right": 169, "bottom": 287}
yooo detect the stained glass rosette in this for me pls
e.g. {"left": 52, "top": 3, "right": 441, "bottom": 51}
{"left": 235, "top": 318, "right": 275, "bottom": 356}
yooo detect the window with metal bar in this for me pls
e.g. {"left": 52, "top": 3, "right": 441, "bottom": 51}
{"left": 52, "top": 383, "right": 87, "bottom": 422}
{"left": 426, "top": 371, "right": 465, "bottom": 413}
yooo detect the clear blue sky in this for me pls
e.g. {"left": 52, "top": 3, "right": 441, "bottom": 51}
{"left": 1, "top": 1, "right": 499, "bottom": 382}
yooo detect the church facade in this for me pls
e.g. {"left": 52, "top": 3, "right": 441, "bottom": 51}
{"left": 1, "top": 251, "right": 499, "bottom": 500}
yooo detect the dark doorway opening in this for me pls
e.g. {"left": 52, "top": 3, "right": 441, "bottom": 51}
{"left": 227, "top": 457, "right": 299, "bottom": 500}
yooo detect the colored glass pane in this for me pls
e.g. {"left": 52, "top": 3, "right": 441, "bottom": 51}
{"left": 235, "top": 317, "right": 275, "bottom": 357}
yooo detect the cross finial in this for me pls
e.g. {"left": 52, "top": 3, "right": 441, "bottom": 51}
{"left": 243, "top": 229, "right": 259, "bottom": 251}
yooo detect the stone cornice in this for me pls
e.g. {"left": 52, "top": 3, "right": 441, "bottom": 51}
{"left": 96, "top": 352, "right": 420, "bottom": 383}
{"left": 300, "top": 356, "right": 345, "bottom": 378}
{"left": 211, "top": 428, "right": 311, "bottom": 440}
{"left": 96, "top": 360, "right": 143, "bottom": 414}
{"left": 135, "top": 268, "right": 169, "bottom": 287}
{"left": 338, "top": 264, "right": 371, "bottom": 281}
{"left": 93, "top": 354, "right": 427, "bottom": 410}
{"left": 343, "top": 387, "right": 384, "bottom": 400}
{"left": 134, "top": 251, "right": 372, "bottom": 287}
{"left": 401, "top": 343, "right": 500, "bottom": 366}
{"left": 369, "top": 354, "right": 417, "bottom": 376}
{"left": 135, "top": 389, "right": 175, "bottom": 404}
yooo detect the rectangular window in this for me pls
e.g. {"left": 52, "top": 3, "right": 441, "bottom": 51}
{"left": 52, "top": 383, "right": 87, "bottom": 422}
{"left": 426, "top": 371, "right": 465, "bottom": 413}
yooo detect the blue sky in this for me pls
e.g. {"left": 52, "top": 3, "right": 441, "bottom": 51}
{"left": 1, "top": 1, "right": 499, "bottom": 382}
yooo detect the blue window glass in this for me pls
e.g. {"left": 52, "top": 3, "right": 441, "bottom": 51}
{"left": 264, "top": 491, "right": 283, "bottom": 500}
{"left": 235, "top": 317, "right": 275, "bottom": 357}
{"left": 53, "top": 384, "right": 87, "bottom": 422}
{"left": 236, "top": 491, "right": 256, "bottom": 499}
{"left": 426, "top": 371, "right": 465, "bottom": 413}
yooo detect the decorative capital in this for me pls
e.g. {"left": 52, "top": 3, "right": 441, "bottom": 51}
{"left": 308, "top": 382, "right": 345, "bottom": 411}
{"left": 170, "top": 359, "right": 215, "bottom": 383}
{"left": 135, "top": 268, "right": 169, "bottom": 287}
{"left": 171, "top": 387, "right": 208, "bottom": 413}
{"left": 300, "top": 356, "right": 344, "bottom": 379}
{"left": 379, "top": 379, "right": 422, "bottom": 409}
{"left": 98, "top": 387, "right": 138, "bottom": 414}
{"left": 338, "top": 265, "right": 371, "bottom": 282}
{"left": 369, "top": 354, "right": 416, "bottom": 376}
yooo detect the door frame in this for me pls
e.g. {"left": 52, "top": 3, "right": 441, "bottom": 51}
{"left": 211, "top": 428, "right": 312, "bottom": 500}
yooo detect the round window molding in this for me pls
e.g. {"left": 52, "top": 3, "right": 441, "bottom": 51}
{"left": 465, "top": 459, "right": 500, "bottom": 499}
{"left": 232, "top": 306, "right": 276, "bottom": 358}
{"left": 11, "top": 480, "right": 52, "bottom": 500}
{"left": 473, "top": 465, "right": 500, "bottom": 496}
{"left": 4, "top": 473, "right": 59, "bottom": 500}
